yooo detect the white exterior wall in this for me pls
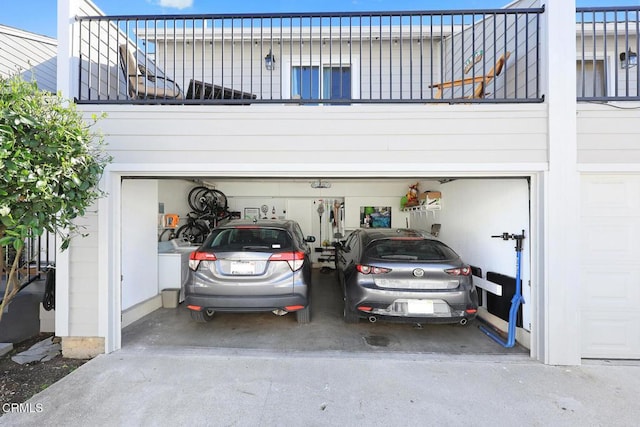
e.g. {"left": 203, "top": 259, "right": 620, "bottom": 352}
{"left": 55, "top": 0, "right": 106, "bottom": 348}
{"left": 542, "top": 0, "right": 580, "bottom": 365}
{"left": 78, "top": 103, "right": 548, "bottom": 166}
{"left": 0, "top": 25, "right": 57, "bottom": 92}
{"left": 577, "top": 103, "right": 640, "bottom": 163}
{"left": 67, "top": 208, "right": 100, "bottom": 336}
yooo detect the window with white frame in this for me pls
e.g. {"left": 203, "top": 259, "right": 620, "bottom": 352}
{"left": 291, "top": 65, "right": 352, "bottom": 100}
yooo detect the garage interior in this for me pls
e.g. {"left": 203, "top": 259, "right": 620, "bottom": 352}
{"left": 120, "top": 176, "right": 533, "bottom": 355}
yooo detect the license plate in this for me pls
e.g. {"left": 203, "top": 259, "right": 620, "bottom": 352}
{"left": 407, "top": 300, "right": 434, "bottom": 314}
{"left": 230, "top": 261, "right": 256, "bottom": 275}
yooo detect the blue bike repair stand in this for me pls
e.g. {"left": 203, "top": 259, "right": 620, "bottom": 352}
{"left": 479, "top": 230, "right": 525, "bottom": 348}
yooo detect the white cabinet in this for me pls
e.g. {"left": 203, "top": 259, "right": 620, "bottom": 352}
{"left": 158, "top": 251, "right": 192, "bottom": 293}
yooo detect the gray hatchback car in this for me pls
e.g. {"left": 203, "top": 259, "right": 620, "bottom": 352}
{"left": 335, "top": 228, "right": 478, "bottom": 325}
{"left": 184, "top": 219, "right": 315, "bottom": 323}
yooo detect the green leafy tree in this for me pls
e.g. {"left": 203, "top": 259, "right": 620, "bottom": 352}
{"left": 0, "top": 76, "right": 111, "bottom": 321}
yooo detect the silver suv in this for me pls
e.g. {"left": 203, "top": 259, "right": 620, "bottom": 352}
{"left": 184, "top": 219, "right": 315, "bottom": 323}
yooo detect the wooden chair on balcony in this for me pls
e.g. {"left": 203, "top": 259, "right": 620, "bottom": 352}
{"left": 118, "top": 44, "right": 183, "bottom": 100}
{"left": 429, "top": 51, "right": 511, "bottom": 100}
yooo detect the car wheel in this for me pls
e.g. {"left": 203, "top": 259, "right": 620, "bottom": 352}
{"left": 343, "top": 301, "right": 359, "bottom": 324}
{"left": 190, "top": 308, "right": 215, "bottom": 323}
{"left": 296, "top": 306, "right": 311, "bottom": 324}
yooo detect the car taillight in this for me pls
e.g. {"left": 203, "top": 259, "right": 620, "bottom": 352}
{"left": 356, "top": 265, "right": 391, "bottom": 275}
{"left": 445, "top": 265, "right": 472, "bottom": 276}
{"left": 189, "top": 251, "right": 217, "bottom": 270}
{"left": 269, "top": 251, "right": 305, "bottom": 271}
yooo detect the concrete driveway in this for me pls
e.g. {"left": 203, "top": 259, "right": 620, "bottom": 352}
{"left": 1, "top": 346, "right": 638, "bottom": 425}
{"left": 16, "top": 270, "right": 640, "bottom": 426}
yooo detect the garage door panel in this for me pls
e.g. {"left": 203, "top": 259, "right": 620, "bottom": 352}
{"left": 581, "top": 315, "right": 640, "bottom": 359}
{"left": 582, "top": 177, "right": 640, "bottom": 214}
{"left": 581, "top": 269, "right": 639, "bottom": 310}
{"left": 580, "top": 221, "right": 639, "bottom": 262}
{"left": 580, "top": 174, "right": 640, "bottom": 359}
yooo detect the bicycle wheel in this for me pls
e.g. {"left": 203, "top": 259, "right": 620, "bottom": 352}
{"left": 202, "top": 189, "right": 228, "bottom": 213}
{"left": 187, "top": 186, "right": 210, "bottom": 213}
{"left": 188, "top": 187, "right": 228, "bottom": 214}
{"left": 175, "top": 223, "right": 208, "bottom": 245}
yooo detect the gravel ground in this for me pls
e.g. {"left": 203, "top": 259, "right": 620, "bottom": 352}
{"left": 0, "top": 334, "right": 87, "bottom": 417}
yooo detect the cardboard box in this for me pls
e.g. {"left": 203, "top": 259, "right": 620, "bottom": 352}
{"left": 420, "top": 191, "right": 441, "bottom": 208}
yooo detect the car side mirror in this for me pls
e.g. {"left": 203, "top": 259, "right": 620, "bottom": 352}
{"left": 305, "top": 236, "right": 316, "bottom": 243}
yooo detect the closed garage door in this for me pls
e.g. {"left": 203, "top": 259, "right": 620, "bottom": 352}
{"left": 580, "top": 174, "right": 640, "bottom": 359}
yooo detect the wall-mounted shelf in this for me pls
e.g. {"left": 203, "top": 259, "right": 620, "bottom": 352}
{"left": 403, "top": 204, "right": 441, "bottom": 212}
{"left": 403, "top": 203, "right": 441, "bottom": 219}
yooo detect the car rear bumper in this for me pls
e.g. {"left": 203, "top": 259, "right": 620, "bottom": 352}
{"left": 354, "top": 307, "right": 477, "bottom": 323}
{"left": 185, "top": 293, "right": 308, "bottom": 312}
{"left": 346, "top": 284, "right": 478, "bottom": 323}
{"left": 358, "top": 312, "right": 477, "bottom": 324}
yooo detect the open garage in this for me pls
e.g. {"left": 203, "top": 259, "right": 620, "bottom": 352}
{"left": 118, "top": 175, "right": 534, "bottom": 356}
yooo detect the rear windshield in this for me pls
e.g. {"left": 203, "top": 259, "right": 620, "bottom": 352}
{"left": 204, "top": 227, "right": 293, "bottom": 251}
{"left": 364, "top": 238, "right": 459, "bottom": 261}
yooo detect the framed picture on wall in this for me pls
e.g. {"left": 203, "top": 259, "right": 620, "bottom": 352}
{"left": 360, "top": 206, "right": 391, "bottom": 228}
{"left": 244, "top": 207, "right": 260, "bottom": 220}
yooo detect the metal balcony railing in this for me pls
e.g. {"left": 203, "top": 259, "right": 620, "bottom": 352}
{"left": 577, "top": 7, "right": 640, "bottom": 101}
{"left": 1, "top": 232, "right": 56, "bottom": 299}
{"left": 75, "top": 8, "right": 544, "bottom": 104}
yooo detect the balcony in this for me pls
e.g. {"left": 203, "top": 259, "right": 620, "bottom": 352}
{"left": 74, "top": 6, "right": 639, "bottom": 105}
{"left": 75, "top": 8, "right": 544, "bottom": 105}
{"left": 577, "top": 7, "right": 640, "bottom": 101}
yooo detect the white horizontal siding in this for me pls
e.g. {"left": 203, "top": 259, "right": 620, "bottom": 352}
{"left": 0, "top": 25, "right": 57, "bottom": 92}
{"left": 68, "top": 209, "right": 100, "bottom": 336}
{"left": 80, "top": 104, "right": 547, "bottom": 166}
{"left": 577, "top": 103, "right": 640, "bottom": 164}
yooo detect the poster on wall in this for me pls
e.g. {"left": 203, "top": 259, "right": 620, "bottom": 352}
{"left": 360, "top": 206, "right": 391, "bottom": 228}
{"left": 244, "top": 207, "right": 260, "bottom": 220}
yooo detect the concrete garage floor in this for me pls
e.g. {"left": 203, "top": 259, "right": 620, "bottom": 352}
{"left": 122, "top": 269, "right": 529, "bottom": 356}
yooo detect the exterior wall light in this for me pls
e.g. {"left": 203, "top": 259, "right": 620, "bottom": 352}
{"left": 620, "top": 49, "right": 637, "bottom": 69}
{"left": 264, "top": 49, "right": 276, "bottom": 71}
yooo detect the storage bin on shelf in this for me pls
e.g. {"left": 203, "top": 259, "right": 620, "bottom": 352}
{"left": 418, "top": 191, "right": 441, "bottom": 209}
